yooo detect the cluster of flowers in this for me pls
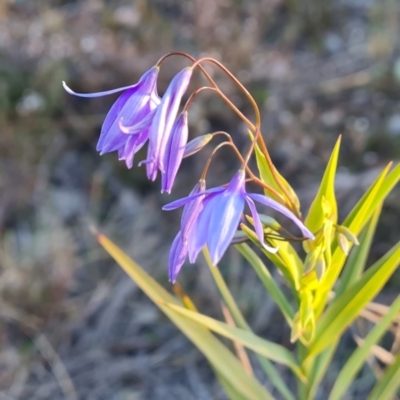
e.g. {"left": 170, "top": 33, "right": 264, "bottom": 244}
{"left": 64, "top": 54, "right": 314, "bottom": 282}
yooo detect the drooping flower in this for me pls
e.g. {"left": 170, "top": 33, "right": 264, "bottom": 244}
{"left": 141, "top": 67, "right": 193, "bottom": 181}
{"left": 161, "top": 112, "right": 189, "bottom": 193}
{"left": 163, "top": 170, "right": 314, "bottom": 273}
{"left": 63, "top": 66, "right": 160, "bottom": 164}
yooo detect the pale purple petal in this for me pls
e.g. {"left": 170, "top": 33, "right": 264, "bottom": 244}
{"left": 147, "top": 67, "right": 193, "bottom": 176}
{"left": 169, "top": 232, "right": 188, "bottom": 283}
{"left": 181, "top": 180, "right": 206, "bottom": 242}
{"left": 248, "top": 193, "right": 314, "bottom": 239}
{"left": 245, "top": 196, "right": 264, "bottom": 245}
{"left": 62, "top": 81, "right": 138, "bottom": 98}
{"left": 162, "top": 187, "right": 224, "bottom": 211}
{"left": 161, "top": 112, "right": 189, "bottom": 193}
{"left": 187, "top": 196, "right": 215, "bottom": 262}
{"left": 206, "top": 192, "right": 245, "bottom": 265}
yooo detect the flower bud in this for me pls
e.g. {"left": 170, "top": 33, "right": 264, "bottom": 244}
{"left": 336, "top": 225, "right": 359, "bottom": 245}
{"left": 337, "top": 232, "right": 349, "bottom": 255}
{"left": 183, "top": 134, "right": 213, "bottom": 158}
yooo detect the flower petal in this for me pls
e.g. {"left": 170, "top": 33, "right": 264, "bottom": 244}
{"left": 245, "top": 196, "right": 264, "bottom": 245}
{"left": 161, "top": 112, "right": 189, "bottom": 193}
{"left": 62, "top": 81, "right": 138, "bottom": 98}
{"left": 168, "top": 231, "right": 188, "bottom": 282}
{"left": 206, "top": 192, "right": 245, "bottom": 265}
{"left": 147, "top": 67, "right": 193, "bottom": 176}
{"left": 248, "top": 193, "right": 314, "bottom": 239}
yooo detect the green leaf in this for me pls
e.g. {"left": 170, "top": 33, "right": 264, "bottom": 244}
{"left": 335, "top": 205, "right": 382, "bottom": 298}
{"left": 203, "top": 248, "right": 295, "bottom": 400}
{"left": 302, "top": 343, "right": 338, "bottom": 400}
{"left": 235, "top": 243, "right": 295, "bottom": 324}
{"left": 330, "top": 295, "right": 400, "bottom": 400}
{"left": 314, "top": 163, "right": 400, "bottom": 316}
{"left": 163, "top": 300, "right": 306, "bottom": 382}
{"left": 308, "top": 241, "right": 400, "bottom": 357}
{"left": 368, "top": 351, "right": 400, "bottom": 400}
{"left": 96, "top": 232, "right": 273, "bottom": 400}
{"left": 305, "top": 136, "right": 341, "bottom": 232}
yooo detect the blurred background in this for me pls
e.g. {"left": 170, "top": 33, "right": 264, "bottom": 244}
{"left": 0, "top": 0, "right": 399, "bottom": 399}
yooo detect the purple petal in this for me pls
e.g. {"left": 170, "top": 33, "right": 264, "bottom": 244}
{"left": 93, "top": 66, "right": 160, "bottom": 153}
{"left": 99, "top": 95, "right": 157, "bottom": 153}
{"left": 147, "top": 67, "right": 193, "bottom": 175}
{"left": 187, "top": 195, "right": 216, "bottom": 262}
{"left": 245, "top": 196, "right": 265, "bottom": 245}
{"left": 162, "top": 187, "right": 224, "bottom": 211}
{"left": 248, "top": 193, "right": 315, "bottom": 239}
{"left": 181, "top": 180, "right": 206, "bottom": 241}
{"left": 169, "top": 232, "right": 188, "bottom": 282}
{"left": 206, "top": 191, "right": 245, "bottom": 265}
{"left": 161, "top": 112, "right": 189, "bottom": 193}
{"left": 118, "top": 108, "right": 158, "bottom": 135}
{"left": 121, "top": 130, "right": 150, "bottom": 168}
{"left": 62, "top": 81, "right": 139, "bottom": 98}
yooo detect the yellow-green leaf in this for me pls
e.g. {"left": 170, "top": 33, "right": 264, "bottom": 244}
{"left": 314, "top": 162, "right": 400, "bottom": 316}
{"left": 330, "top": 295, "right": 400, "bottom": 400}
{"left": 305, "top": 136, "right": 341, "bottom": 233}
{"left": 308, "top": 241, "right": 400, "bottom": 357}
{"left": 96, "top": 232, "right": 273, "bottom": 400}
{"left": 203, "top": 248, "right": 295, "bottom": 400}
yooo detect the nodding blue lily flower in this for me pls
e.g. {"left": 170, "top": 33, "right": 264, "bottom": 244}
{"left": 164, "top": 170, "right": 314, "bottom": 275}
{"left": 142, "top": 67, "right": 193, "bottom": 181}
{"left": 161, "top": 111, "right": 189, "bottom": 193}
{"left": 63, "top": 66, "right": 160, "bottom": 165}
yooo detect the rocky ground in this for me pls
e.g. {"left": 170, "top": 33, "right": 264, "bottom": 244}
{"left": 0, "top": 1, "right": 399, "bottom": 399}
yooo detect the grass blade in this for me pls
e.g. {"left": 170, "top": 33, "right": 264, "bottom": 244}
{"left": 368, "top": 351, "right": 400, "bottom": 400}
{"left": 330, "top": 295, "right": 400, "bottom": 400}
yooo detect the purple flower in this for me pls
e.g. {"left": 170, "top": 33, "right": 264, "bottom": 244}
{"left": 63, "top": 66, "right": 160, "bottom": 162}
{"left": 161, "top": 112, "right": 189, "bottom": 193}
{"left": 164, "top": 170, "right": 314, "bottom": 273}
{"left": 141, "top": 67, "right": 193, "bottom": 181}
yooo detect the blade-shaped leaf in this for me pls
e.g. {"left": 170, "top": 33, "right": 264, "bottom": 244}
{"left": 305, "top": 136, "right": 341, "bottom": 232}
{"left": 96, "top": 232, "right": 273, "bottom": 400}
{"left": 314, "top": 163, "right": 400, "bottom": 316}
{"left": 203, "top": 248, "right": 295, "bottom": 400}
{"left": 301, "top": 343, "right": 338, "bottom": 400}
{"left": 330, "top": 295, "right": 400, "bottom": 400}
{"left": 308, "top": 241, "right": 400, "bottom": 357}
{"left": 368, "top": 351, "right": 400, "bottom": 400}
{"left": 163, "top": 300, "right": 306, "bottom": 381}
